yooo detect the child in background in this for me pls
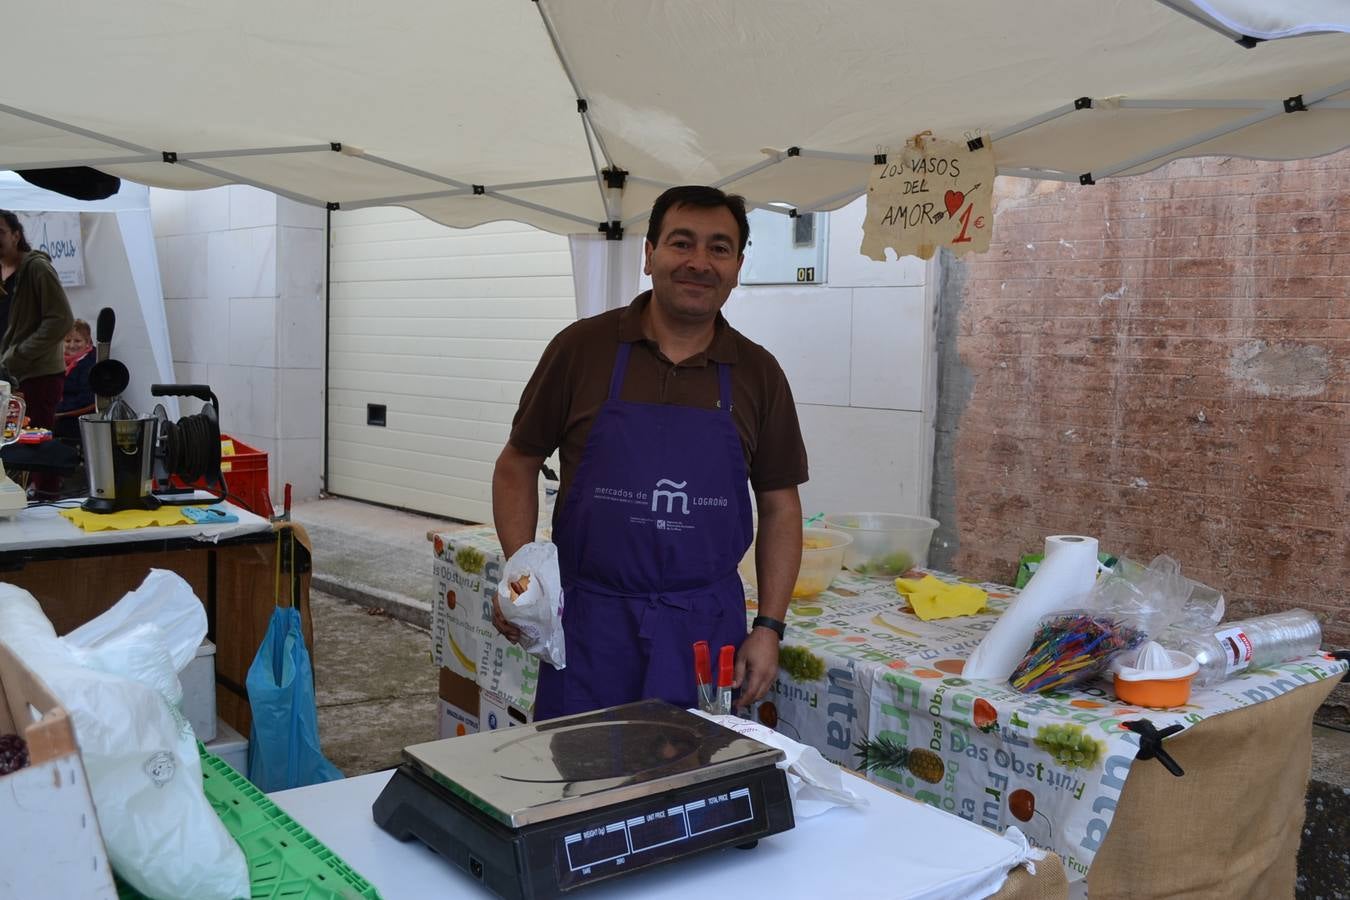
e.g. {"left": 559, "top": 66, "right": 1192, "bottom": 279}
{"left": 55, "top": 318, "right": 96, "bottom": 443}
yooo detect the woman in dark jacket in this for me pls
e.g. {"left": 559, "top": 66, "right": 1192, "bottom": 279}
{"left": 0, "top": 209, "right": 76, "bottom": 499}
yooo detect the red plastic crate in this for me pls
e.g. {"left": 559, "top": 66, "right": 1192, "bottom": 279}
{"left": 172, "top": 433, "right": 272, "bottom": 517}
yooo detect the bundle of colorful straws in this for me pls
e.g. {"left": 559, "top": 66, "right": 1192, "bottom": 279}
{"left": 1010, "top": 612, "right": 1145, "bottom": 693}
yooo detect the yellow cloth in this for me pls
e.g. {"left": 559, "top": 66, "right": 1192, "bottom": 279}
{"left": 894, "top": 574, "right": 988, "bottom": 621}
{"left": 59, "top": 506, "right": 193, "bottom": 532}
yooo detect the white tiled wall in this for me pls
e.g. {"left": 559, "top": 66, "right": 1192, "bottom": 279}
{"left": 150, "top": 186, "right": 326, "bottom": 504}
{"left": 724, "top": 196, "right": 935, "bottom": 518}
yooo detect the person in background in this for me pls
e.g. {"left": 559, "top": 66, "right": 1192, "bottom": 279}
{"left": 491, "top": 185, "right": 807, "bottom": 720}
{"left": 55, "top": 318, "right": 96, "bottom": 443}
{"left": 0, "top": 210, "right": 75, "bottom": 500}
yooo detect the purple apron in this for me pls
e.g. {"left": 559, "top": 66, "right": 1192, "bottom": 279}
{"left": 534, "top": 341, "right": 753, "bottom": 719}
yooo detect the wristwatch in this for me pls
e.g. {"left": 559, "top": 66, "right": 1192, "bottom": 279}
{"left": 752, "top": 615, "right": 786, "bottom": 640}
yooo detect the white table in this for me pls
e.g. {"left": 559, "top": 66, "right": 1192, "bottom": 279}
{"left": 0, "top": 499, "right": 270, "bottom": 551}
{"left": 270, "top": 769, "right": 1053, "bottom": 900}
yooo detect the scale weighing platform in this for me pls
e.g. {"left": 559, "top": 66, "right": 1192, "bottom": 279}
{"left": 373, "top": 699, "right": 795, "bottom": 898}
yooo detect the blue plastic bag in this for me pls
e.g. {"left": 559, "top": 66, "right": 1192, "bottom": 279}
{"left": 246, "top": 605, "right": 344, "bottom": 791}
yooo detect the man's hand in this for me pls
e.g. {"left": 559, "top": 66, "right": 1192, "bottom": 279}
{"left": 491, "top": 594, "right": 522, "bottom": 644}
{"left": 733, "top": 627, "right": 779, "bottom": 710}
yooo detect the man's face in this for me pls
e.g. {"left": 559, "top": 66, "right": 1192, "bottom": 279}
{"left": 65, "top": 332, "right": 90, "bottom": 356}
{"left": 644, "top": 204, "right": 743, "bottom": 324}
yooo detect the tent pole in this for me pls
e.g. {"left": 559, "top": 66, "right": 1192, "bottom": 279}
{"left": 350, "top": 153, "right": 473, "bottom": 191}
{"left": 0, "top": 102, "right": 154, "bottom": 154}
{"left": 989, "top": 99, "right": 1091, "bottom": 146}
{"left": 175, "top": 159, "right": 326, "bottom": 207}
{"left": 339, "top": 188, "right": 473, "bottom": 211}
{"left": 483, "top": 190, "right": 597, "bottom": 229}
{"left": 1089, "top": 77, "right": 1350, "bottom": 181}
{"left": 178, "top": 145, "right": 333, "bottom": 160}
{"left": 2, "top": 154, "right": 158, "bottom": 170}
{"left": 997, "top": 168, "right": 1081, "bottom": 183}
{"left": 535, "top": 1, "right": 617, "bottom": 171}
{"left": 799, "top": 185, "right": 868, "bottom": 213}
{"left": 712, "top": 151, "right": 791, "bottom": 189}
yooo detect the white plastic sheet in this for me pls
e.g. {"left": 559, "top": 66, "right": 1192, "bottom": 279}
{"left": 0, "top": 582, "right": 248, "bottom": 900}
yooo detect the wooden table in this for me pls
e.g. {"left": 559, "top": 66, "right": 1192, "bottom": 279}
{"left": 0, "top": 501, "right": 315, "bottom": 735}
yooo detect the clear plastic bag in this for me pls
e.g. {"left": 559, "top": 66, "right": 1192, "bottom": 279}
{"left": 1010, "top": 556, "right": 1199, "bottom": 693}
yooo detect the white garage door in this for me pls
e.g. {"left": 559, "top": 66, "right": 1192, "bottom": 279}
{"left": 327, "top": 208, "right": 575, "bottom": 522}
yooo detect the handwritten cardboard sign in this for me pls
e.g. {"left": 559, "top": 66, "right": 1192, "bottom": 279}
{"left": 860, "top": 136, "right": 994, "bottom": 261}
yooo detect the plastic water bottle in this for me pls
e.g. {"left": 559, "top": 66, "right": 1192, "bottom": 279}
{"left": 1180, "top": 609, "right": 1322, "bottom": 687}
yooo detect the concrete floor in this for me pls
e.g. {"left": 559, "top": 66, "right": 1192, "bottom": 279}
{"left": 311, "top": 589, "right": 437, "bottom": 776}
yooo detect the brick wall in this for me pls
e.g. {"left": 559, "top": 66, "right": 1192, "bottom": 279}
{"left": 942, "top": 152, "right": 1348, "bottom": 650}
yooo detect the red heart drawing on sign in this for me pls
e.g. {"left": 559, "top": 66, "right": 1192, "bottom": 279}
{"left": 944, "top": 190, "right": 965, "bottom": 218}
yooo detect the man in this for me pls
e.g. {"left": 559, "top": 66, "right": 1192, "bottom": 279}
{"left": 0, "top": 210, "right": 74, "bottom": 500}
{"left": 492, "top": 185, "right": 807, "bottom": 720}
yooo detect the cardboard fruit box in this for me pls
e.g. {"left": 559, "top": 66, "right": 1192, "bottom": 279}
{"left": 0, "top": 640, "right": 117, "bottom": 899}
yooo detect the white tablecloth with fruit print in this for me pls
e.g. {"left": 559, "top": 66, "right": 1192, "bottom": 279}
{"left": 748, "top": 569, "right": 1346, "bottom": 882}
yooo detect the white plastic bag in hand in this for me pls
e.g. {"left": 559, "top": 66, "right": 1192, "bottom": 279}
{"left": 0, "top": 584, "right": 248, "bottom": 900}
{"left": 497, "top": 541, "right": 566, "bottom": 669}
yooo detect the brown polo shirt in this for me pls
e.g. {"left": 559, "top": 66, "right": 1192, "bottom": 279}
{"left": 509, "top": 292, "right": 809, "bottom": 517}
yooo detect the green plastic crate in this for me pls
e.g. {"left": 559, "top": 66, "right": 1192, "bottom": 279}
{"left": 117, "top": 748, "right": 380, "bottom": 900}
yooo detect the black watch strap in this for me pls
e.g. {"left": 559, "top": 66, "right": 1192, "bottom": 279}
{"left": 752, "top": 615, "right": 786, "bottom": 640}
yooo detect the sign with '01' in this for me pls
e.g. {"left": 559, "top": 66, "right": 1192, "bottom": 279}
{"left": 860, "top": 136, "right": 994, "bottom": 261}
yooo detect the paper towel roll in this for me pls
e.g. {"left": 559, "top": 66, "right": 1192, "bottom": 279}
{"left": 1044, "top": 534, "right": 1098, "bottom": 562}
{"left": 963, "top": 534, "right": 1100, "bottom": 681}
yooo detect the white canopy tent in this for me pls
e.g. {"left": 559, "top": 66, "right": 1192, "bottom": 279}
{"left": 0, "top": 173, "right": 178, "bottom": 419}
{"left": 0, "top": 1, "right": 1346, "bottom": 246}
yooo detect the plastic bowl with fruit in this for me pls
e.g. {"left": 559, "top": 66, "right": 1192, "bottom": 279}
{"left": 738, "top": 527, "right": 852, "bottom": 601}
{"left": 822, "top": 513, "right": 939, "bottom": 578}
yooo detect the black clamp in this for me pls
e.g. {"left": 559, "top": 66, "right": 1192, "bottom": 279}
{"left": 967, "top": 136, "right": 985, "bottom": 152}
{"left": 599, "top": 221, "right": 623, "bottom": 240}
{"left": 162, "top": 151, "right": 178, "bottom": 164}
{"left": 787, "top": 208, "right": 799, "bottom": 218}
{"left": 1075, "top": 97, "right": 1094, "bottom": 110}
{"left": 1079, "top": 173, "right": 1096, "bottom": 186}
{"left": 576, "top": 98, "right": 588, "bottom": 114}
{"left": 1123, "top": 719, "right": 1185, "bottom": 777}
{"left": 1236, "top": 35, "right": 1263, "bottom": 49}
{"left": 602, "top": 168, "right": 628, "bottom": 190}
{"left": 786, "top": 146, "right": 801, "bottom": 157}
{"left": 1284, "top": 94, "right": 1308, "bottom": 113}
{"left": 326, "top": 202, "right": 341, "bottom": 211}
{"left": 873, "top": 153, "right": 887, "bottom": 165}
{"left": 330, "top": 142, "right": 342, "bottom": 152}
{"left": 472, "top": 184, "right": 485, "bottom": 195}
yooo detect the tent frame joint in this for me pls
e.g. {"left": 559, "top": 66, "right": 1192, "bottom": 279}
{"left": 472, "top": 184, "right": 485, "bottom": 195}
{"left": 1079, "top": 173, "right": 1095, "bottom": 186}
{"left": 1074, "top": 97, "right": 1093, "bottom": 110}
{"left": 602, "top": 167, "right": 627, "bottom": 189}
{"left": 600, "top": 220, "right": 623, "bottom": 241}
{"left": 1284, "top": 94, "right": 1308, "bottom": 113}
{"left": 162, "top": 151, "right": 177, "bottom": 164}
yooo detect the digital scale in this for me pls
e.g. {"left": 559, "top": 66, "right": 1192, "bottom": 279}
{"left": 373, "top": 700, "right": 794, "bottom": 898}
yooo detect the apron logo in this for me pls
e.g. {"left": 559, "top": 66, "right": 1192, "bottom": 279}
{"left": 651, "top": 478, "right": 690, "bottom": 515}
